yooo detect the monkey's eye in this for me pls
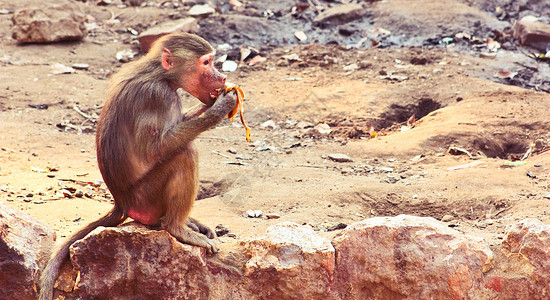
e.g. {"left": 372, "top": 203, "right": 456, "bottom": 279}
{"left": 203, "top": 59, "right": 210, "bottom": 66}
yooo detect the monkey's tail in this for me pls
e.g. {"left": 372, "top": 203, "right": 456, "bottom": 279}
{"left": 39, "top": 205, "right": 126, "bottom": 300}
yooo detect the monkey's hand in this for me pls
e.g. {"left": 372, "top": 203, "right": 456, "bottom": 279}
{"left": 211, "top": 89, "right": 238, "bottom": 116}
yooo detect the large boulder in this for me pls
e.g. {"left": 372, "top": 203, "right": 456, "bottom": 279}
{"left": 492, "top": 218, "right": 550, "bottom": 299}
{"left": 11, "top": 1, "right": 87, "bottom": 43}
{"left": 69, "top": 223, "right": 219, "bottom": 299}
{"left": 0, "top": 202, "right": 56, "bottom": 300}
{"left": 242, "top": 222, "right": 335, "bottom": 300}
{"left": 331, "top": 214, "right": 494, "bottom": 299}
{"left": 68, "top": 221, "right": 334, "bottom": 299}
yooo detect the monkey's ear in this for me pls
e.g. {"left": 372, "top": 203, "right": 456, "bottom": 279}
{"left": 161, "top": 48, "right": 174, "bottom": 71}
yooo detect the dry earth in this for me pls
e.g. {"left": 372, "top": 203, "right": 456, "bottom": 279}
{"left": 1, "top": 0, "right": 550, "bottom": 258}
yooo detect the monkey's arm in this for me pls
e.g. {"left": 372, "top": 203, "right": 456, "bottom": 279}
{"left": 161, "top": 92, "right": 237, "bottom": 153}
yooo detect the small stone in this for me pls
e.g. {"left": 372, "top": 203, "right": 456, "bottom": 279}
{"left": 227, "top": 148, "right": 238, "bottom": 154}
{"left": 215, "top": 224, "right": 230, "bottom": 237}
{"left": 222, "top": 60, "right": 238, "bottom": 72}
{"left": 75, "top": 190, "right": 84, "bottom": 198}
{"left": 72, "top": 63, "right": 89, "bottom": 70}
{"left": 441, "top": 215, "right": 454, "bottom": 222}
{"left": 188, "top": 4, "right": 216, "bottom": 17}
{"left": 50, "top": 63, "right": 75, "bottom": 75}
{"left": 380, "top": 167, "right": 394, "bottom": 173}
{"left": 327, "top": 223, "right": 347, "bottom": 231}
{"left": 266, "top": 213, "right": 281, "bottom": 219}
{"left": 261, "top": 120, "right": 279, "bottom": 129}
{"left": 315, "top": 123, "right": 332, "bottom": 135}
{"left": 328, "top": 153, "right": 353, "bottom": 163}
{"left": 84, "top": 185, "right": 94, "bottom": 198}
{"left": 246, "top": 210, "right": 263, "bottom": 218}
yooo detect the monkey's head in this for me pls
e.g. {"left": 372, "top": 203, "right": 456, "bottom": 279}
{"left": 152, "top": 33, "right": 227, "bottom": 106}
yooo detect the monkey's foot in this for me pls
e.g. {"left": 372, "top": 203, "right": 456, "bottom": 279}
{"left": 186, "top": 217, "right": 216, "bottom": 239}
{"left": 162, "top": 220, "right": 219, "bottom": 254}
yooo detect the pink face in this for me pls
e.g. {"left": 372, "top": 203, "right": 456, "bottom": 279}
{"left": 189, "top": 53, "right": 227, "bottom": 106}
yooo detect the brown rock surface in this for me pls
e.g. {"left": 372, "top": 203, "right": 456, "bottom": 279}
{"left": 0, "top": 202, "right": 56, "bottom": 300}
{"left": 331, "top": 214, "right": 494, "bottom": 299}
{"left": 496, "top": 218, "right": 550, "bottom": 299}
{"left": 242, "top": 222, "right": 335, "bottom": 299}
{"left": 313, "top": 4, "right": 366, "bottom": 26}
{"left": 137, "top": 18, "right": 199, "bottom": 53}
{"left": 11, "top": 1, "right": 87, "bottom": 43}
{"left": 69, "top": 223, "right": 214, "bottom": 299}
{"left": 512, "top": 16, "right": 550, "bottom": 52}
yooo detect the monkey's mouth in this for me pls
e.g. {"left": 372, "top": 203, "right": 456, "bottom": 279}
{"left": 210, "top": 89, "right": 221, "bottom": 99}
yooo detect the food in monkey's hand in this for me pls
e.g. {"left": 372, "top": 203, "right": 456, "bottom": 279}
{"left": 215, "top": 82, "right": 251, "bottom": 142}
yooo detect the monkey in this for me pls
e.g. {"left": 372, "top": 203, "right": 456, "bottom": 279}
{"left": 39, "top": 33, "right": 237, "bottom": 300}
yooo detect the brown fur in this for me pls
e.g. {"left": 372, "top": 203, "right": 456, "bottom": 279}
{"left": 39, "top": 33, "right": 235, "bottom": 300}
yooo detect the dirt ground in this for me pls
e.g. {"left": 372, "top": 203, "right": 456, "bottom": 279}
{"left": 1, "top": 0, "right": 550, "bottom": 254}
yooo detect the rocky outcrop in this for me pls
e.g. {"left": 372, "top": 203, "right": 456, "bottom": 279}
{"left": 242, "top": 222, "right": 335, "bottom": 299}
{"left": 331, "top": 215, "right": 494, "bottom": 299}
{"left": 0, "top": 202, "right": 56, "bottom": 300}
{"left": 6, "top": 207, "right": 550, "bottom": 300}
{"left": 11, "top": 1, "right": 87, "bottom": 43}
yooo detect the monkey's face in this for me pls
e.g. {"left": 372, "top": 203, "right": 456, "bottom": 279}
{"left": 183, "top": 52, "right": 227, "bottom": 106}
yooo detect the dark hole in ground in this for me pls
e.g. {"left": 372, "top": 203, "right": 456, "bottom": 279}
{"left": 374, "top": 98, "right": 442, "bottom": 129}
{"left": 320, "top": 98, "right": 442, "bottom": 140}
{"left": 427, "top": 133, "right": 529, "bottom": 159}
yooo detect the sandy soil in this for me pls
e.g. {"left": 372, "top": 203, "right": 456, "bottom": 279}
{"left": 1, "top": 0, "right": 550, "bottom": 254}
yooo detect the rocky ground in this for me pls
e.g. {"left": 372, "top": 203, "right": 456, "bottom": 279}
{"left": 1, "top": 0, "right": 550, "bottom": 261}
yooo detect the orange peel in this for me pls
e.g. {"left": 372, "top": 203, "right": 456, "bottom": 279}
{"left": 218, "top": 83, "right": 251, "bottom": 142}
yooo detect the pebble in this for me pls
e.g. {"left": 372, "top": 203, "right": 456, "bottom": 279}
{"left": 327, "top": 223, "right": 347, "bottom": 231}
{"left": 222, "top": 60, "right": 238, "bottom": 72}
{"left": 441, "top": 215, "right": 454, "bottom": 222}
{"left": 265, "top": 213, "right": 281, "bottom": 219}
{"left": 246, "top": 210, "right": 263, "bottom": 218}
{"left": 261, "top": 120, "right": 279, "bottom": 129}
{"left": 227, "top": 148, "right": 238, "bottom": 154}
{"left": 380, "top": 167, "right": 394, "bottom": 173}
{"left": 328, "top": 153, "right": 353, "bottom": 162}
{"left": 315, "top": 123, "right": 332, "bottom": 135}
{"left": 72, "top": 63, "right": 89, "bottom": 70}
{"left": 215, "top": 224, "right": 230, "bottom": 237}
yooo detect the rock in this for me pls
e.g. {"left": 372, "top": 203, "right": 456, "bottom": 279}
{"left": 260, "top": 120, "right": 278, "bottom": 130}
{"left": 331, "top": 215, "right": 493, "bottom": 299}
{"left": 246, "top": 210, "right": 262, "bottom": 218}
{"left": 72, "top": 63, "right": 89, "bottom": 70}
{"left": 328, "top": 153, "right": 353, "bottom": 162}
{"left": 137, "top": 18, "right": 199, "bottom": 52}
{"left": 512, "top": 16, "right": 550, "bottom": 52}
{"left": 215, "top": 224, "right": 230, "bottom": 237}
{"left": 11, "top": 1, "right": 86, "bottom": 43}
{"left": 441, "top": 214, "right": 454, "bottom": 222}
{"left": 188, "top": 4, "right": 216, "bottom": 17}
{"left": 314, "top": 123, "right": 332, "bottom": 135}
{"left": 0, "top": 202, "right": 56, "bottom": 300}
{"left": 313, "top": 4, "right": 365, "bottom": 26}
{"left": 222, "top": 60, "right": 239, "bottom": 72}
{"left": 242, "top": 222, "right": 335, "bottom": 299}
{"left": 50, "top": 63, "right": 75, "bottom": 75}
{"left": 265, "top": 213, "right": 281, "bottom": 219}
{"left": 495, "top": 218, "right": 550, "bottom": 298}
{"left": 69, "top": 223, "right": 249, "bottom": 299}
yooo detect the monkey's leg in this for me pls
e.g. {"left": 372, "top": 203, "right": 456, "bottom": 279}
{"left": 187, "top": 217, "right": 216, "bottom": 238}
{"left": 160, "top": 154, "right": 218, "bottom": 254}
